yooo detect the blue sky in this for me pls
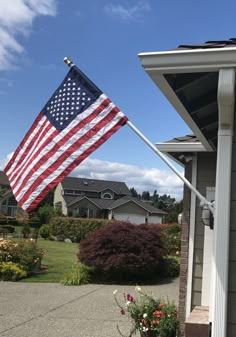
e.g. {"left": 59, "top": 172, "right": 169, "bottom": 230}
{"left": 0, "top": 0, "right": 235, "bottom": 199}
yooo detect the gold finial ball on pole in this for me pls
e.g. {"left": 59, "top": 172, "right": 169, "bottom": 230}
{"left": 63, "top": 57, "right": 74, "bottom": 67}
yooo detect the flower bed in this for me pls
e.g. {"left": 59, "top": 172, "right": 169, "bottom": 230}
{"left": 113, "top": 286, "right": 179, "bottom": 337}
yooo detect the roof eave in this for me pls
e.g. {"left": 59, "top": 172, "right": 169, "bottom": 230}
{"left": 139, "top": 47, "right": 236, "bottom": 152}
{"left": 138, "top": 47, "right": 236, "bottom": 73}
{"left": 156, "top": 142, "right": 207, "bottom": 152}
{"left": 156, "top": 142, "right": 207, "bottom": 166}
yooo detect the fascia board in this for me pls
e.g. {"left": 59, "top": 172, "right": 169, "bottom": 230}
{"left": 156, "top": 142, "right": 207, "bottom": 152}
{"left": 138, "top": 47, "right": 236, "bottom": 73}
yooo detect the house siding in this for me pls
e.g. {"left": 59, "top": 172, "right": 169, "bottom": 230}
{"left": 54, "top": 183, "right": 67, "bottom": 215}
{"left": 114, "top": 202, "right": 149, "bottom": 215}
{"left": 227, "top": 134, "right": 236, "bottom": 337}
{"left": 68, "top": 198, "right": 100, "bottom": 218}
{"left": 179, "top": 153, "right": 216, "bottom": 337}
{"left": 191, "top": 152, "right": 216, "bottom": 311}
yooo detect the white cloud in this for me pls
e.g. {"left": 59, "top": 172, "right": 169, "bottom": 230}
{"left": 71, "top": 158, "right": 184, "bottom": 200}
{"left": 0, "top": 0, "right": 57, "bottom": 71}
{"left": 104, "top": 0, "right": 151, "bottom": 21}
{"left": 0, "top": 152, "right": 13, "bottom": 170}
{"left": 0, "top": 154, "right": 184, "bottom": 200}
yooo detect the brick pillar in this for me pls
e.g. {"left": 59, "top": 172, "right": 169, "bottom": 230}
{"left": 178, "top": 163, "right": 192, "bottom": 336}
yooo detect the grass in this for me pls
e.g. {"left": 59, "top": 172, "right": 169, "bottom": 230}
{"left": 22, "top": 239, "right": 78, "bottom": 283}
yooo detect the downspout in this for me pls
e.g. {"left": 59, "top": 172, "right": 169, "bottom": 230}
{"left": 211, "top": 68, "right": 235, "bottom": 337}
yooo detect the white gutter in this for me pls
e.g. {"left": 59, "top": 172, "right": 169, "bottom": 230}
{"left": 139, "top": 47, "right": 236, "bottom": 73}
{"left": 211, "top": 68, "right": 235, "bottom": 337}
{"left": 156, "top": 142, "right": 206, "bottom": 153}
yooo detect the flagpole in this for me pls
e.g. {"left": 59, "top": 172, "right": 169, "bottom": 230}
{"left": 63, "top": 57, "right": 214, "bottom": 214}
{"left": 126, "top": 120, "right": 214, "bottom": 213}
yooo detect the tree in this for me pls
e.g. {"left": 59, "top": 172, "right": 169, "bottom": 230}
{"left": 142, "top": 191, "right": 150, "bottom": 200}
{"left": 130, "top": 187, "right": 138, "bottom": 198}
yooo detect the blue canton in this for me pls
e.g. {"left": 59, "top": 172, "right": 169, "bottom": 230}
{"left": 42, "top": 66, "right": 102, "bottom": 131}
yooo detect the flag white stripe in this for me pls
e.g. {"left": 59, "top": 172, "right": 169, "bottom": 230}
{"left": 9, "top": 121, "right": 55, "bottom": 187}
{"left": 7, "top": 115, "right": 48, "bottom": 178}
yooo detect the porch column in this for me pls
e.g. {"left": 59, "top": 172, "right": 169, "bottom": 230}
{"left": 211, "top": 68, "right": 235, "bottom": 337}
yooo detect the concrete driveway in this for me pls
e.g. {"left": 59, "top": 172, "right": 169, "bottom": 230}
{"left": 0, "top": 278, "right": 179, "bottom": 337}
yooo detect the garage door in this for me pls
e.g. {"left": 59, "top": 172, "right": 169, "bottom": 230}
{"left": 113, "top": 213, "right": 145, "bottom": 225}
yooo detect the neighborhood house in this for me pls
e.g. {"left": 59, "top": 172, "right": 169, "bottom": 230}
{"left": 54, "top": 176, "right": 166, "bottom": 224}
{"left": 0, "top": 171, "right": 17, "bottom": 217}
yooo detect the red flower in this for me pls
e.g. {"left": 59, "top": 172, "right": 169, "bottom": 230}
{"left": 120, "top": 309, "right": 126, "bottom": 315}
{"left": 127, "top": 293, "right": 135, "bottom": 303}
{"left": 153, "top": 310, "right": 162, "bottom": 318}
{"left": 174, "top": 311, "right": 178, "bottom": 316}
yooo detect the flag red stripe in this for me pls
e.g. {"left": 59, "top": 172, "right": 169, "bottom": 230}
{"left": 5, "top": 113, "right": 46, "bottom": 172}
{"left": 17, "top": 108, "right": 125, "bottom": 206}
{"left": 9, "top": 121, "right": 55, "bottom": 185}
{"left": 25, "top": 116, "right": 128, "bottom": 212}
{"left": 12, "top": 98, "right": 112, "bottom": 195}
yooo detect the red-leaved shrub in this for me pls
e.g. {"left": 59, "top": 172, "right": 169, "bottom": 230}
{"left": 78, "top": 222, "right": 166, "bottom": 282}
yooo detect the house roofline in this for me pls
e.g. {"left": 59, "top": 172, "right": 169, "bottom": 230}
{"left": 109, "top": 198, "right": 167, "bottom": 215}
{"left": 156, "top": 142, "right": 207, "bottom": 153}
{"left": 67, "top": 196, "right": 102, "bottom": 209}
{"left": 139, "top": 47, "right": 236, "bottom": 151}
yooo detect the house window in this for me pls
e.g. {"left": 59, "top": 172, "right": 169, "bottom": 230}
{"left": 64, "top": 189, "right": 82, "bottom": 196}
{"left": 102, "top": 192, "right": 113, "bottom": 199}
{"left": 8, "top": 197, "right": 17, "bottom": 206}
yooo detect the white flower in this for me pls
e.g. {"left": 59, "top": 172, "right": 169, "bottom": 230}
{"left": 142, "top": 327, "right": 149, "bottom": 332}
{"left": 126, "top": 301, "right": 131, "bottom": 306}
{"left": 135, "top": 286, "right": 142, "bottom": 292}
{"left": 113, "top": 290, "right": 118, "bottom": 295}
{"left": 143, "top": 313, "right": 148, "bottom": 318}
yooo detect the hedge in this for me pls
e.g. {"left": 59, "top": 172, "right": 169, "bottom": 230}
{"left": 49, "top": 217, "right": 109, "bottom": 242}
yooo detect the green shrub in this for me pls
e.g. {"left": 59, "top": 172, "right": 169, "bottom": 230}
{"left": 0, "top": 225, "right": 15, "bottom": 233}
{"left": 0, "top": 215, "right": 18, "bottom": 225}
{"left": 162, "top": 256, "right": 180, "bottom": 278}
{"left": 39, "top": 224, "right": 51, "bottom": 240}
{"left": 0, "top": 226, "right": 9, "bottom": 236}
{"left": 79, "top": 222, "right": 166, "bottom": 282}
{"left": 61, "top": 262, "right": 93, "bottom": 285}
{"left": 160, "top": 223, "right": 181, "bottom": 255}
{"left": 0, "top": 238, "right": 44, "bottom": 275}
{"left": 50, "top": 217, "right": 108, "bottom": 243}
{"left": 0, "top": 261, "right": 27, "bottom": 281}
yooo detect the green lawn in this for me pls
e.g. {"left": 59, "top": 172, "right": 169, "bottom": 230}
{"left": 23, "top": 239, "right": 78, "bottom": 283}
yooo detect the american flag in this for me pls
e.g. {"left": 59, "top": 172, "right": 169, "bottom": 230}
{"left": 5, "top": 65, "right": 128, "bottom": 213}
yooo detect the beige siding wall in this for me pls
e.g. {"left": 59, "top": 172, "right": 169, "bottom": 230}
{"left": 54, "top": 183, "right": 67, "bottom": 215}
{"left": 191, "top": 152, "right": 216, "bottom": 309}
{"left": 227, "top": 135, "right": 236, "bottom": 336}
